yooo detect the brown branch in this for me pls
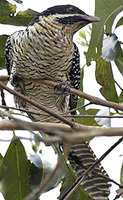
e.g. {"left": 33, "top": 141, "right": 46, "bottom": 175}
{"left": 0, "top": 120, "right": 123, "bottom": 141}
{"left": 0, "top": 76, "right": 123, "bottom": 112}
{"left": 0, "top": 75, "right": 9, "bottom": 82}
{"left": 0, "top": 81, "right": 74, "bottom": 127}
{"left": 26, "top": 78, "right": 123, "bottom": 111}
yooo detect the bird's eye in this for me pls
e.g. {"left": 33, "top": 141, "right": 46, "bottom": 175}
{"left": 68, "top": 7, "right": 76, "bottom": 13}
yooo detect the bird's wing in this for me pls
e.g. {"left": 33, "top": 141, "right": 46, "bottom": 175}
{"left": 69, "top": 43, "right": 81, "bottom": 115}
{"left": 5, "top": 35, "right": 12, "bottom": 75}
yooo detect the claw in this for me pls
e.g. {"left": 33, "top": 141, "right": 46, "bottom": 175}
{"left": 54, "top": 81, "right": 71, "bottom": 94}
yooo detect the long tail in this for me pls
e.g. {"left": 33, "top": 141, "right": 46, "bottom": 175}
{"left": 68, "top": 141, "right": 110, "bottom": 199}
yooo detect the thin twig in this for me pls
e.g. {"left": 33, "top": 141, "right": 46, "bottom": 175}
{"left": 0, "top": 104, "right": 49, "bottom": 116}
{"left": 43, "top": 103, "right": 92, "bottom": 122}
{"left": 1, "top": 105, "right": 123, "bottom": 119}
{"left": 63, "top": 114, "right": 123, "bottom": 118}
{"left": 63, "top": 102, "right": 92, "bottom": 115}
{"left": 83, "top": 137, "right": 123, "bottom": 177}
{"left": 114, "top": 80, "right": 123, "bottom": 92}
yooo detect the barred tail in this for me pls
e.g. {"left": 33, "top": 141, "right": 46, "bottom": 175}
{"left": 69, "top": 141, "right": 110, "bottom": 199}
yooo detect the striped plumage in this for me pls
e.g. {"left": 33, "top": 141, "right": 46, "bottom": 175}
{"left": 69, "top": 142, "right": 110, "bottom": 199}
{"left": 5, "top": 5, "right": 110, "bottom": 199}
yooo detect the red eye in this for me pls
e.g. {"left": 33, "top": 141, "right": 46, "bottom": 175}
{"left": 69, "top": 7, "right": 76, "bottom": 13}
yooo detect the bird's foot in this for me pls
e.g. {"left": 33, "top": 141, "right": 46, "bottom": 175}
{"left": 54, "top": 81, "right": 71, "bottom": 95}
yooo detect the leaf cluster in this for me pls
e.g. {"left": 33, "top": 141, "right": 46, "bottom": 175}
{"left": 77, "top": 0, "right": 123, "bottom": 126}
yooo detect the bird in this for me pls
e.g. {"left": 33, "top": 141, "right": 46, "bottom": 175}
{"left": 5, "top": 5, "right": 110, "bottom": 199}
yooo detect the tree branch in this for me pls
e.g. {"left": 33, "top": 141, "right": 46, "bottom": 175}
{"left": 0, "top": 120, "right": 123, "bottom": 141}
{"left": 0, "top": 75, "right": 9, "bottom": 82}
{"left": 0, "top": 76, "right": 123, "bottom": 112}
{"left": 0, "top": 81, "right": 74, "bottom": 127}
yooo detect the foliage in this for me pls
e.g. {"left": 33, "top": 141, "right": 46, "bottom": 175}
{"left": 28, "top": 154, "right": 43, "bottom": 191}
{"left": 96, "top": 58, "right": 119, "bottom": 102}
{"left": 0, "top": 140, "right": 32, "bottom": 200}
{"left": 86, "top": 0, "right": 123, "bottom": 66}
{"left": 0, "top": 35, "right": 8, "bottom": 69}
{"left": 0, "top": 0, "right": 122, "bottom": 200}
{"left": 77, "top": 0, "right": 123, "bottom": 125}
{"left": 0, "top": 0, "right": 39, "bottom": 26}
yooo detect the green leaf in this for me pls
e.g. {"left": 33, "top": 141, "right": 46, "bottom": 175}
{"left": 114, "top": 57, "right": 123, "bottom": 76}
{"left": 0, "top": 35, "right": 8, "bottom": 69}
{"left": 0, "top": 0, "right": 16, "bottom": 21}
{"left": 0, "top": 140, "right": 31, "bottom": 200}
{"left": 79, "top": 67, "right": 84, "bottom": 92}
{"left": 76, "top": 108, "right": 99, "bottom": 126}
{"left": 96, "top": 57, "right": 119, "bottom": 102}
{"left": 28, "top": 154, "right": 43, "bottom": 190}
{"left": 86, "top": 0, "right": 123, "bottom": 65}
{"left": 59, "top": 164, "right": 93, "bottom": 200}
{"left": 115, "top": 17, "right": 123, "bottom": 28}
{"left": 0, "top": 153, "right": 3, "bottom": 168}
{"left": 15, "top": 9, "right": 39, "bottom": 26}
{"left": 78, "top": 30, "right": 86, "bottom": 41}
{"left": 0, "top": 0, "right": 39, "bottom": 26}
{"left": 114, "top": 41, "right": 123, "bottom": 75}
{"left": 119, "top": 92, "right": 123, "bottom": 103}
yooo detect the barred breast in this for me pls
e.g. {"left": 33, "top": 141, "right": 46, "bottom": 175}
{"left": 7, "top": 17, "right": 74, "bottom": 121}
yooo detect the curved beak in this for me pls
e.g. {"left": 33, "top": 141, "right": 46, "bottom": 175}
{"left": 81, "top": 14, "right": 101, "bottom": 23}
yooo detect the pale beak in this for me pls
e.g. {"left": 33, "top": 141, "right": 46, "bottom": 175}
{"left": 81, "top": 14, "right": 101, "bottom": 23}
